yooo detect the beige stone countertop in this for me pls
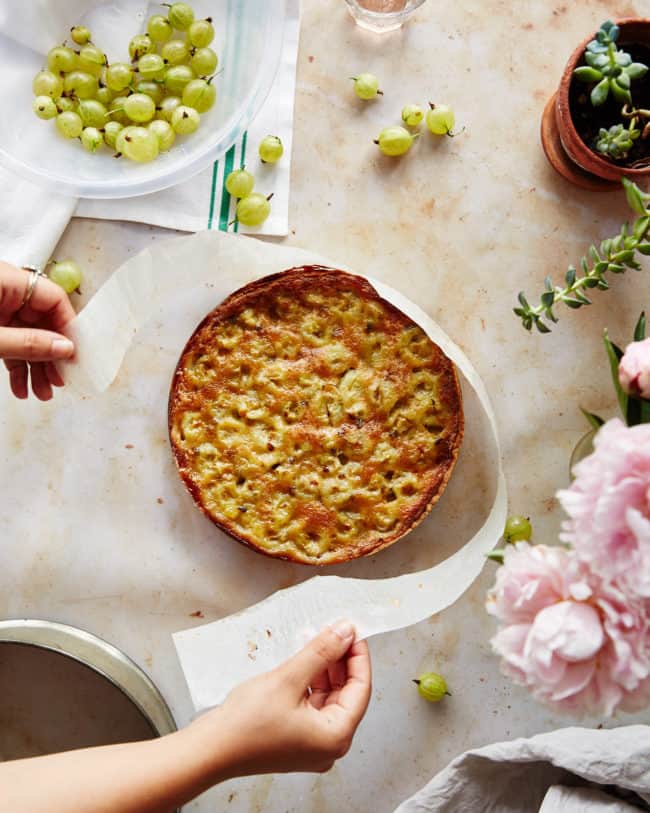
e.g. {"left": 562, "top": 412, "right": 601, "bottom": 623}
{"left": 2, "top": 1, "right": 650, "bottom": 811}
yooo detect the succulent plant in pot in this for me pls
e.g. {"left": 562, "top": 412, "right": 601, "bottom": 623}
{"left": 541, "top": 18, "right": 650, "bottom": 189}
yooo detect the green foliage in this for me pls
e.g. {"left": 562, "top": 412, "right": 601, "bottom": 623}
{"left": 577, "top": 313, "right": 648, "bottom": 429}
{"left": 595, "top": 122, "right": 640, "bottom": 159}
{"left": 573, "top": 20, "right": 650, "bottom": 160}
{"left": 574, "top": 21, "right": 648, "bottom": 108}
{"left": 514, "top": 179, "right": 650, "bottom": 333}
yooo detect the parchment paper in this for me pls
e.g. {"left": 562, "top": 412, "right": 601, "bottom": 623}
{"left": 60, "top": 230, "right": 506, "bottom": 711}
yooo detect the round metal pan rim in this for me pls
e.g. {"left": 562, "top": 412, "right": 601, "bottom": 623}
{"left": 0, "top": 618, "right": 177, "bottom": 763}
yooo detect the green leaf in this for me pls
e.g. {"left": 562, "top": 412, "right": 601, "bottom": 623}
{"left": 584, "top": 277, "right": 600, "bottom": 288}
{"left": 544, "top": 275, "right": 553, "bottom": 291}
{"left": 623, "top": 178, "right": 649, "bottom": 216}
{"left": 617, "top": 70, "right": 631, "bottom": 89}
{"left": 627, "top": 394, "right": 642, "bottom": 426}
{"left": 610, "top": 78, "right": 632, "bottom": 103}
{"left": 634, "top": 311, "right": 646, "bottom": 341}
{"left": 564, "top": 298, "right": 583, "bottom": 309}
{"left": 637, "top": 243, "right": 650, "bottom": 255}
{"left": 594, "top": 260, "right": 609, "bottom": 274}
{"left": 609, "top": 263, "right": 625, "bottom": 273}
{"left": 617, "top": 249, "right": 637, "bottom": 264}
{"left": 574, "top": 65, "right": 603, "bottom": 82}
{"left": 641, "top": 399, "right": 650, "bottom": 425}
{"left": 626, "top": 62, "right": 649, "bottom": 80}
{"left": 603, "top": 330, "right": 628, "bottom": 417}
{"left": 565, "top": 266, "right": 577, "bottom": 286}
{"left": 535, "top": 319, "right": 551, "bottom": 334}
{"left": 634, "top": 215, "right": 650, "bottom": 239}
{"left": 540, "top": 291, "right": 555, "bottom": 308}
{"left": 585, "top": 51, "right": 604, "bottom": 67}
{"left": 485, "top": 549, "right": 505, "bottom": 564}
{"left": 580, "top": 407, "right": 605, "bottom": 429}
{"left": 591, "top": 77, "right": 610, "bottom": 106}
{"left": 518, "top": 292, "right": 529, "bottom": 309}
{"left": 575, "top": 290, "right": 592, "bottom": 304}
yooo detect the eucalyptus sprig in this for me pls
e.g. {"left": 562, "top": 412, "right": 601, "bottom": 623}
{"left": 515, "top": 178, "right": 650, "bottom": 333}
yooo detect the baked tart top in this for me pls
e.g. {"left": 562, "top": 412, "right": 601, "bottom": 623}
{"left": 169, "top": 266, "right": 463, "bottom": 565}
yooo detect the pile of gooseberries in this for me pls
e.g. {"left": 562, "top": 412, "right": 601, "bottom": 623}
{"left": 32, "top": 2, "right": 218, "bottom": 162}
{"left": 350, "top": 73, "right": 459, "bottom": 157}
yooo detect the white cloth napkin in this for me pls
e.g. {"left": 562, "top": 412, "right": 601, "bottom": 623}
{"left": 0, "top": 0, "right": 300, "bottom": 270}
{"left": 540, "top": 786, "right": 643, "bottom": 813}
{"left": 391, "top": 726, "right": 650, "bottom": 813}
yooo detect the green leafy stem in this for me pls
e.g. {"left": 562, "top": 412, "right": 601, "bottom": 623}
{"left": 582, "top": 310, "right": 650, "bottom": 427}
{"left": 515, "top": 178, "right": 650, "bottom": 333}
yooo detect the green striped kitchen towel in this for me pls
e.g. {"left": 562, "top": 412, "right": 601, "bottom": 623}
{"left": 76, "top": 0, "right": 300, "bottom": 237}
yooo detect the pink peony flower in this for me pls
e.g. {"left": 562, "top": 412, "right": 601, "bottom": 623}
{"left": 558, "top": 418, "right": 650, "bottom": 597}
{"left": 619, "top": 337, "right": 650, "bottom": 399}
{"left": 486, "top": 542, "right": 650, "bottom": 716}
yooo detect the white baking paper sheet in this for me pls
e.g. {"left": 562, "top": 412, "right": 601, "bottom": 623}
{"left": 60, "top": 230, "right": 506, "bottom": 711}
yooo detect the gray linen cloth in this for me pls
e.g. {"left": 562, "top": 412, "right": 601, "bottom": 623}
{"left": 392, "top": 727, "right": 650, "bottom": 813}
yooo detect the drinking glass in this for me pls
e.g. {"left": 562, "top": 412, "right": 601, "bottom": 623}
{"left": 344, "top": 0, "right": 427, "bottom": 33}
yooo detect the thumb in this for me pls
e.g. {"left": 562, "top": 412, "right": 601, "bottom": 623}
{"left": 0, "top": 327, "right": 74, "bottom": 362}
{"left": 282, "top": 621, "right": 356, "bottom": 688}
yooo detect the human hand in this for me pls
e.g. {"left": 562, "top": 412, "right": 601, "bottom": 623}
{"left": 0, "top": 261, "right": 76, "bottom": 400}
{"left": 191, "top": 622, "right": 372, "bottom": 778}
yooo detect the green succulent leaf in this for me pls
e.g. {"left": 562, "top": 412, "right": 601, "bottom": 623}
{"left": 634, "top": 215, "right": 650, "bottom": 239}
{"left": 610, "top": 78, "right": 632, "bottom": 104}
{"left": 485, "top": 549, "right": 505, "bottom": 564}
{"left": 617, "top": 70, "right": 631, "bottom": 89}
{"left": 624, "top": 178, "right": 649, "bottom": 215}
{"left": 626, "top": 62, "right": 649, "bottom": 80}
{"left": 574, "top": 65, "right": 604, "bottom": 82}
{"left": 636, "top": 243, "right": 650, "bottom": 255}
{"left": 591, "top": 77, "right": 610, "bottom": 105}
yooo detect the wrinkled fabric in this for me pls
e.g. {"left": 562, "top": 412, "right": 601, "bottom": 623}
{"left": 392, "top": 727, "right": 650, "bottom": 813}
{"left": 540, "top": 785, "right": 642, "bottom": 813}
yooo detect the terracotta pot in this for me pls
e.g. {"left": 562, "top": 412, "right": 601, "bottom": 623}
{"left": 541, "top": 18, "right": 650, "bottom": 190}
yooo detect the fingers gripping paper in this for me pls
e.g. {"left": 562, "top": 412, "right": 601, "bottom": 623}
{"left": 61, "top": 231, "right": 506, "bottom": 711}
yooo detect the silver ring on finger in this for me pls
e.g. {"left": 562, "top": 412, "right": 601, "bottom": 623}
{"left": 21, "top": 266, "right": 45, "bottom": 308}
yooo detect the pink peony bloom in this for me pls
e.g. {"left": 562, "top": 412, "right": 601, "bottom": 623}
{"left": 558, "top": 418, "right": 650, "bottom": 597}
{"left": 619, "top": 337, "right": 650, "bottom": 399}
{"left": 487, "top": 542, "right": 650, "bottom": 716}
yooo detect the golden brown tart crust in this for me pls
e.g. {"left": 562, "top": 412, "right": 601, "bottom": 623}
{"left": 168, "top": 266, "right": 464, "bottom": 565}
